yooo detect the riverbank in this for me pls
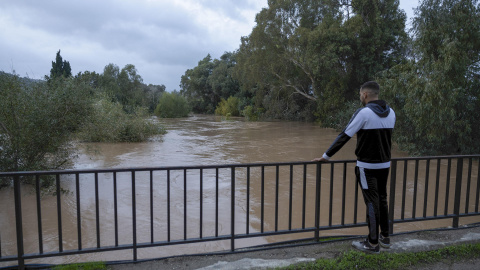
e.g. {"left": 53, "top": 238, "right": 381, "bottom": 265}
{"left": 108, "top": 224, "right": 480, "bottom": 269}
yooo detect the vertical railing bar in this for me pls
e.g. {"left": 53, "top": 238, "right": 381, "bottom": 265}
{"left": 388, "top": 160, "right": 398, "bottom": 234}
{"left": 288, "top": 164, "right": 293, "bottom": 231}
{"left": 200, "top": 168, "right": 203, "bottom": 239}
{"left": 56, "top": 174, "right": 63, "bottom": 252}
{"left": 453, "top": 158, "right": 464, "bottom": 228}
{"left": 231, "top": 167, "right": 235, "bottom": 252}
{"left": 167, "top": 170, "right": 171, "bottom": 242}
{"left": 150, "top": 170, "right": 154, "bottom": 243}
{"left": 444, "top": 158, "right": 452, "bottom": 216}
{"left": 401, "top": 161, "right": 408, "bottom": 220}
{"left": 275, "top": 165, "right": 279, "bottom": 232}
{"left": 184, "top": 169, "right": 187, "bottom": 241}
{"left": 314, "top": 163, "right": 321, "bottom": 241}
{"left": 341, "top": 162, "right": 347, "bottom": 226}
{"left": 36, "top": 175, "right": 44, "bottom": 254}
{"left": 113, "top": 172, "right": 118, "bottom": 247}
{"left": 75, "top": 173, "right": 82, "bottom": 251}
{"left": 329, "top": 164, "right": 334, "bottom": 227}
{"left": 95, "top": 172, "right": 100, "bottom": 249}
{"left": 246, "top": 166, "right": 250, "bottom": 235}
{"left": 412, "top": 160, "right": 419, "bottom": 219}
{"left": 475, "top": 159, "right": 480, "bottom": 213}
{"left": 434, "top": 159, "right": 441, "bottom": 216}
{"left": 302, "top": 164, "right": 307, "bottom": 229}
{"left": 354, "top": 166, "right": 359, "bottom": 224}
{"left": 131, "top": 170, "right": 137, "bottom": 261}
{"left": 465, "top": 158, "right": 472, "bottom": 213}
{"left": 261, "top": 166, "right": 265, "bottom": 233}
{"left": 14, "top": 175, "right": 25, "bottom": 270}
{"left": 215, "top": 168, "right": 219, "bottom": 238}
{"left": 423, "top": 159, "right": 430, "bottom": 218}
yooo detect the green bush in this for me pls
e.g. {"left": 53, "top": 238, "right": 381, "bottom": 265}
{"left": 0, "top": 73, "right": 91, "bottom": 180}
{"left": 154, "top": 92, "right": 190, "bottom": 118}
{"left": 242, "top": 105, "right": 263, "bottom": 121}
{"left": 215, "top": 96, "right": 240, "bottom": 117}
{"left": 77, "top": 96, "right": 165, "bottom": 142}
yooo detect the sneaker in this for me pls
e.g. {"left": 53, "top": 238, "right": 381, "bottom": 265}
{"left": 379, "top": 234, "right": 391, "bottom": 249}
{"left": 352, "top": 238, "right": 380, "bottom": 254}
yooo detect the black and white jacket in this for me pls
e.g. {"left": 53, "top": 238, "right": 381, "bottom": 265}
{"left": 322, "top": 100, "right": 396, "bottom": 169}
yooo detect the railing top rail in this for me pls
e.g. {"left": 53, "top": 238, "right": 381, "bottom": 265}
{"left": 1, "top": 154, "right": 479, "bottom": 177}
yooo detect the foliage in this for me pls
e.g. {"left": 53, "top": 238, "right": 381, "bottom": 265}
{"left": 180, "top": 53, "right": 241, "bottom": 114}
{"left": 84, "top": 63, "right": 166, "bottom": 114}
{"left": 77, "top": 95, "right": 166, "bottom": 142}
{"left": 280, "top": 243, "right": 480, "bottom": 269}
{"left": 215, "top": 96, "right": 240, "bottom": 117}
{"left": 379, "top": 0, "right": 480, "bottom": 155}
{"left": 0, "top": 73, "right": 92, "bottom": 185}
{"left": 232, "top": 0, "right": 407, "bottom": 122}
{"left": 154, "top": 91, "right": 191, "bottom": 118}
{"left": 241, "top": 105, "right": 259, "bottom": 121}
{"left": 48, "top": 50, "right": 72, "bottom": 79}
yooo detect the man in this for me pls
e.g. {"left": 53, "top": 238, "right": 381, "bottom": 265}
{"left": 313, "top": 81, "right": 395, "bottom": 254}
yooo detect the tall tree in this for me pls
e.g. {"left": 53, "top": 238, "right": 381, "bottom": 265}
{"left": 180, "top": 54, "right": 217, "bottom": 113}
{"left": 49, "top": 50, "right": 72, "bottom": 79}
{"left": 233, "top": 0, "right": 407, "bottom": 121}
{"left": 380, "top": 0, "right": 480, "bottom": 155}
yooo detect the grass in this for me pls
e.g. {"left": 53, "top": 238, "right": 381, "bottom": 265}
{"left": 278, "top": 243, "right": 480, "bottom": 269}
{"left": 52, "top": 261, "right": 107, "bottom": 270}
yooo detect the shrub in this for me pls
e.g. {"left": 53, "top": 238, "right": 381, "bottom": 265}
{"left": 77, "top": 96, "right": 165, "bottom": 142}
{"left": 0, "top": 73, "right": 92, "bottom": 186}
{"left": 215, "top": 96, "right": 240, "bottom": 117}
{"left": 154, "top": 92, "right": 190, "bottom": 118}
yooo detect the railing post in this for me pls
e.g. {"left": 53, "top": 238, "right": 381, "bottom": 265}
{"left": 131, "top": 171, "right": 137, "bottom": 261}
{"left": 13, "top": 175, "right": 25, "bottom": 270}
{"left": 388, "top": 160, "right": 397, "bottom": 235}
{"left": 453, "top": 158, "right": 463, "bottom": 228}
{"left": 315, "top": 163, "right": 321, "bottom": 242}
{"left": 231, "top": 167, "right": 235, "bottom": 252}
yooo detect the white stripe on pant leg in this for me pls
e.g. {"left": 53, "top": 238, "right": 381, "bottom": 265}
{"left": 359, "top": 167, "right": 369, "bottom": 190}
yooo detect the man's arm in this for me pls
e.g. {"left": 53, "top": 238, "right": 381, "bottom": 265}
{"left": 312, "top": 132, "right": 352, "bottom": 162}
{"left": 313, "top": 108, "right": 364, "bottom": 162}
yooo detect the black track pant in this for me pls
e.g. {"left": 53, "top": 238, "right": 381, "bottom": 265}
{"left": 355, "top": 166, "right": 390, "bottom": 245}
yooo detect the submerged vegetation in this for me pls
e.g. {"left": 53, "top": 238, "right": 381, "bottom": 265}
{"left": 0, "top": 51, "right": 167, "bottom": 185}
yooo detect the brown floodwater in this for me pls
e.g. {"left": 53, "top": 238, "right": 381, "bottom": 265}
{"left": 0, "top": 115, "right": 478, "bottom": 266}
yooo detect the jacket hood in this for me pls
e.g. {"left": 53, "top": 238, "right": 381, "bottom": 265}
{"left": 366, "top": 100, "right": 390, "bottom": 118}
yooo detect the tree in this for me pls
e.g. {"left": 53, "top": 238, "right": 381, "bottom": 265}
{"left": 233, "top": 0, "right": 407, "bottom": 121}
{"left": 0, "top": 73, "right": 92, "bottom": 185}
{"left": 180, "top": 54, "right": 216, "bottom": 113}
{"left": 154, "top": 92, "right": 190, "bottom": 118}
{"left": 380, "top": 0, "right": 480, "bottom": 155}
{"left": 48, "top": 50, "right": 72, "bottom": 79}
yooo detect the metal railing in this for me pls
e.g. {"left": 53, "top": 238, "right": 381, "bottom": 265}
{"left": 1, "top": 155, "right": 479, "bottom": 269}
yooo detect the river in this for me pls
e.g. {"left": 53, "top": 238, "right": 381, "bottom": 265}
{"left": 0, "top": 115, "right": 478, "bottom": 266}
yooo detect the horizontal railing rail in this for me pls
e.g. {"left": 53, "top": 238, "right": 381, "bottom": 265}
{"left": 0, "top": 155, "right": 479, "bottom": 269}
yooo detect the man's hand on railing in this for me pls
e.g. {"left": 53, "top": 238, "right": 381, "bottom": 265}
{"left": 312, "top": 157, "right": 328, "bottom": 162}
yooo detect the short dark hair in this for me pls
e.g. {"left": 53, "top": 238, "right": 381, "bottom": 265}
{"left": 360, "top": 81, "right": 380, "bottom": 95}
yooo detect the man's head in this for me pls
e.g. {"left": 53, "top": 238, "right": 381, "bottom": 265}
{"left": 359, "top": 81, "right": 380, "bottom": 106}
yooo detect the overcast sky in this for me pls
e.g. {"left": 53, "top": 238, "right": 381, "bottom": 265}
{"left": 1, "top": 0, "right": 418, "bottom": 91}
